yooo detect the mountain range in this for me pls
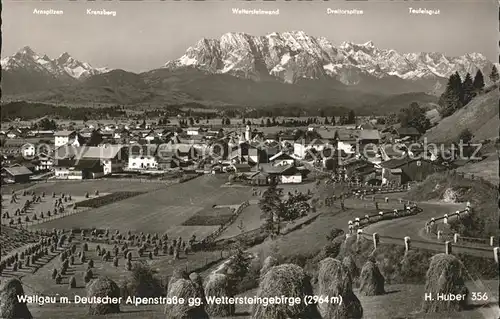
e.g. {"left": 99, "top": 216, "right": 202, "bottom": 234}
{"left": 165, "top": 31, "right": 493, "bottom": 85}
{"left": 1, "top": 31, "right": 495, "bottom": 112}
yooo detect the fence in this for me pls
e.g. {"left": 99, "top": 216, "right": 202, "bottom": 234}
{"left": 346, "top": 206, "right": 422, "bottom": 234}
{"left": 355, "top": 231, "right": 500, "bottom": 262}
{"left": 202, "top": 200, "right": 250, "bottom": 244}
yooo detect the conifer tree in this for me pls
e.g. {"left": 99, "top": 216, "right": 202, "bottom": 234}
{"left": 473, "top": 70, "right": 485, "bottom": 92}
{"left": 489, "top": 65, "right": 499, "bottom": 83}
{"left": 462, "top": 72, "right": 475, "bottom": 105}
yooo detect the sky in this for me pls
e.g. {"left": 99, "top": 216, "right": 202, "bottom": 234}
{"left": 3, "top": 1, "right": 498, "bottom": 73}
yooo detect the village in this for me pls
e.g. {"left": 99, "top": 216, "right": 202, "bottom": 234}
{"left": 0, "top": 117, "right": 466, "bottom": 186}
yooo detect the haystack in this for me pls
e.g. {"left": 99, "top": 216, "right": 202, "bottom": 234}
{"left": 204, "top": 273, "right": 235, "bottom": 317}
{"left": 0, "top": 278, "right": 33, "bottom": 319}
{"left": 342, "top": 256, "right": 359, "bottom": 280}
{"left": 359, "top": 260, "right": 385, "bottom": 296}
{"left": 189, "top": 272, "right": 205, "bottom": 300}
{"left": 422, "top": 254, "right": 468, "bottom": 313}
{"left": 168, "top": 268, "right": 189, "bottom": 291}
{"left": 260, "top": 256, "right": 278, "bottom": 278}
{"left": 251, "top": 263, "right": 320, "bottom": 319}
{"left": 87, "top": 277, "right": 121, "bottom": 315}
{"left": 164, "top": 279, "right": 208, "bottom": 319}
{"left": 317, "top": 258, "right": 363, "bottom": 319}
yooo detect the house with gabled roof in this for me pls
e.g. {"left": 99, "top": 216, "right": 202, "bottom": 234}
{"left": 128, "top": 144, "right": 159, "bottom": 170}
{"left": 380, "top": 157, "right": 446, "bottom": 185}
{"left": 249, "top": 163, "right": 310, "bottom": 185}
{"left": 1, "top": 165, "right": 33, "bottom": 183}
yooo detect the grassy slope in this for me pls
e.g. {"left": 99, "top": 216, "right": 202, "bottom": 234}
{"left": 423, "top": 88, "right": 499, "bottom": 143}
{"left": 457, "top": 153, "right": 499, "bottom": 184}
{"left": 405, "top": 173, "right": 497, "bottom": 237}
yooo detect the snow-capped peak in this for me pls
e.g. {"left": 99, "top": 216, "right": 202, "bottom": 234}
{"left": 164, "top": 32, "right": 493, "bottom": 85}
{"left": 363, "top": 41, "right": 375, "bottom": 48}
{"left": 2, "top": 47, "right": 109, "bottom": 79}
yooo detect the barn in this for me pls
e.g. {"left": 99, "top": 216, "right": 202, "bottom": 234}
{"left": 380, "top": 157, "right": 446, "bottom": 185}
{"left": 1, "top": 165, "right": 33, "bottom": 183}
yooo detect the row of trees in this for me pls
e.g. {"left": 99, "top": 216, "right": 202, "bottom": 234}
{"left": 438, "top": 67, "right": 498, "bottom": 118}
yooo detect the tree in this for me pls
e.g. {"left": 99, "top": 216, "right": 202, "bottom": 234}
{"left": 331, "top": 116, "right": 336, "bottom": 126}
{"left": 324, "top": 117, "right": 329, "bottom": 125}
{"left": 458, "top": 128, "right": 473, "bottom": 144}
{"left": 259, "top": 184, "right": 284, "bottom": 235}
{"left": 438, "top": 73, "right": 464, "bottom": 117}
{"left": 229, "top": 243, "right": 249, "bottom": 280}
{"left": 189, "top": 117, "right": 195, "bottom": 126}
{"left": 37, "top": 118, "right": 57, "bottom": 130}
{"left": 489, "top": 65, "right": 499, "bottom": 83}
{"left": 461, "top": 73, "right": 475, "bottom": 105}
{"left": 473, "top": 70, "right": 485, "bottom": 92}
{"left": 398, "top": 102, "right": 431, "bottom": 134}
{"left": 266, "top": 119, "right": 272, "bottom": 127}
{"left": 347, "top": 110, "right": 356, "bottom": 124}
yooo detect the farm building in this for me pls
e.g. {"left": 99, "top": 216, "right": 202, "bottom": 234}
{"left": 380, "top": 157, "right": 446, "bottom": 185}
{"left": 269, "top": 151, "right": 296, "bottom": 166}
{"left": 1, "top": 165, "right": 33, "bottom": 183}
{"left": 55, "top": 159, "right": 103, "bottom": 180}
{"left": 392, "top": 127, "right": 421, "bottom": 142}
{"left": 249, "top": 163, "right": 309, "bottom": 185}
{"left": 53, "top": 145, "right": 126, "bottom": 178}
{"left": 128, "top": 144, "right": 159, "bottom": 170}
{"left": 358, "top": 129, "right": 381, "bottom": 146}
{"left": 293, "top": 138, "right": 329, "bottom": 159}
{"left": 54, "top": 130, "right": 77, "bottom": 147}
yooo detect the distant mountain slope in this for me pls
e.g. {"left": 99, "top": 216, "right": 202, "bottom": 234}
{"left": 5, "top": 67, "right": 436, "bottom": 113}
{"left": 1, "top": 47, "right": 109, "bottom": 94}
{"left": 423, "top": 86, "right": 499, "bottom": 143}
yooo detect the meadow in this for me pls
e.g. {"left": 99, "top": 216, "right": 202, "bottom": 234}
{"left": 30, "top": 175, "right": 254, "bottom": 239}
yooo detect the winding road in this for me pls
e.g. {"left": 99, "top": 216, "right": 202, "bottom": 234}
{"left": 360, "top": 200, "right": 498, "bottom": 259}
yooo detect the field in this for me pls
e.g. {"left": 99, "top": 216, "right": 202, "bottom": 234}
{"left": 6, "top": 236, "right": 233, "bottom": 319}
{"left": 30, "top": 175, "right": 254, "bottom": 239}
{"left": 0, "top": 179, "right": 166, "bottom": 196}
{"left": 218, "top": 204, "right": 264, "bottom": 240}
{"left": 182, "top": 207, "right": 234, "bottom": 226}
{"left": 1, "top": 192, "right": 107, "bottom": 229}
